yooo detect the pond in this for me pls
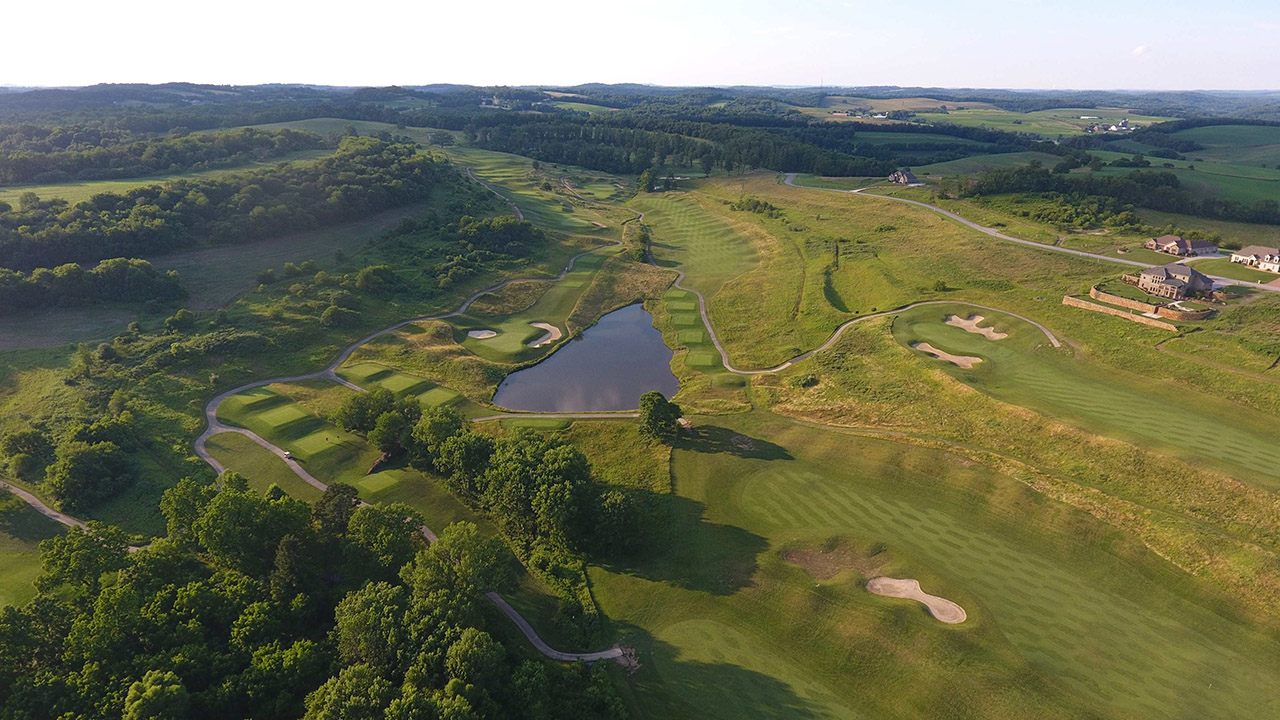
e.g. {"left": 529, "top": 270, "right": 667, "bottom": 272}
{"left": 492, "top": 303, "right": 680, "bottom": 412}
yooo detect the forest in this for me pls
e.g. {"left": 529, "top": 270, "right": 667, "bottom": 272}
{"left": 0, "top": 136, "right": 442, "bottom": 272}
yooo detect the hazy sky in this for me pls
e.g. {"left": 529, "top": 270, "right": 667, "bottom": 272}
{"left": 5, "top": 0, "right": 1278, "bottom": 89}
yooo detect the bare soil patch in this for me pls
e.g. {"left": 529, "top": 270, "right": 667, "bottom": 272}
{"left": 911, "top": 342, "right": 983, "bottom": 369}
{"left": 783, "top": 538, "right": 886, "bottom": 580}
{"left": 866, "top": 576, "right": 967, "bottom": 624}
{"left": 945, "top": 314, "right": 1007, "bottom": 340}
{"left": 467, "top": 329, "right": 498, "bottom": 339}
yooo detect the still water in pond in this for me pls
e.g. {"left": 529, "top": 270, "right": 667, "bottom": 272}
{"left": 493, "top": 304, "right": 679, "bottom": 412}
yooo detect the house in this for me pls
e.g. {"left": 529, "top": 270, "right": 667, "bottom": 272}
{"left": 888, "top": 169, "right": 918, "bottom": 185}
{"left": 1230, "top": 245, "right": 1280, "bottom": 273}
{"left": 1144, "top": 234, "right": 1218, "bottom": 257}
{"left": 1136, "top": 263, "right": 1214, "bottom": 300}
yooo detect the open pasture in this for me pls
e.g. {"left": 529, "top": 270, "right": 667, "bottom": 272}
{"left": 916, "top": 151, "right": 1063, "bottom": 175}
{"left": 926, "top": 106, "right": 1177, "bottom": 137}
{"left": 1172, "top": 124, "right": 1280, "bottom": 166}
{"left": 595, "top": 412, "right": 1280, "bottom": 719}
{"left": 892, "top": 304, "right": 1280, "bottom": 487}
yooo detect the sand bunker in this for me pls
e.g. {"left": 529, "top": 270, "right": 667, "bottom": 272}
{"left": 911, "top": 342, "right": 982, "bottom": 369}
{"left": 527, "top": 322, "right": 563, "bottom": 348}
{"left": 945, "top": 314, "right": 1007, "bottom": 340}
{"left": 467, "top": 329, "right": 497, "bottom": 339}
{"left": 867, "top": 577, "right": 966, "bottom": 624}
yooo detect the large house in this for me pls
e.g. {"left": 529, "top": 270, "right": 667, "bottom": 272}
{"left": 1145, "top": 235, "right": 1218, "bottom": 257}
{"left": 1230, "top": 245, "right": 1280, "bottom": 273}
{"left": 1136, "top": 262, "right": 1214, "bottom": 300}
{"left": 888, "top": 169, "right": 918, "bottom": 185}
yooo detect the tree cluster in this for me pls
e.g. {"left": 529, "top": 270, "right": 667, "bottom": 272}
{"left": 0, "top": 127, "right": 327, "bottom": 185}
{"left": 0, "top": 136, "right": 444, "bottom": 272}
{"left": 0, "top": 257, "right": 184, "bottom": 316}
{"left": 0, "top": 475, "right": 626, "bottom": 719}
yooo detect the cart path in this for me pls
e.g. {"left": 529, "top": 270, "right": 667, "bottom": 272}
{"left": 0, "top": 479, "right": 87, "bottom": 530}
{"left": 781, "top": 173, "right": 1280, "bottom": 294}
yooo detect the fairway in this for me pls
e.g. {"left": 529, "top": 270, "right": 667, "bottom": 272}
{"left": 335, "top": 363, "right": 465, "bottom": 408}
{"left": 892, "top": 304, "right": 1280, "bottom": 487}
{"left": 593, "top": 412, "right": 1280, "bottom": 719}
{"left": 0, "top": 492, "right": 64, "bottom": 608}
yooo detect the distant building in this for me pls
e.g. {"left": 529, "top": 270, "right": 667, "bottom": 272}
{"left": 1136, "top": 263, "right": 1214, "bottom": 300}
{"left": 1230, "top": 245, "right": 1280, "bottom": 273}
{"left": 888, "top": 169, "right": 918, "bottom": 185}
{"left": 1144, "top": 235, "right": 1218, "bottom": 257}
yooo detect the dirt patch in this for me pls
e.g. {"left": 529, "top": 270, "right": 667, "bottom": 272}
{"left": 467, "top": 329, "right": 498, "bottom": 339}
{"left": 911, "top": 342, "right": 983, "bottom": 369}
{"left": 944, "top": 314, "right": 1007, "bottom": 340}
{"left": 783, "top": 539, "right": 885, "bottom": 580}
{"left": 527, "top": 322, "right": 563, "bottom": 348}
{"left": 866, "top": 576, "right": 967, "bottom": 624}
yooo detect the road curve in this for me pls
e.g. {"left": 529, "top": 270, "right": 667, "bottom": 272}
{"left": 0, "top": 479, "right": 87, "bottom": 530}
{"left": 780, "top": 173, "right": 1280, "bottom": 294}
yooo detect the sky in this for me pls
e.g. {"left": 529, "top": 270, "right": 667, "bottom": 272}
{"left": 4, "top": 0, "right": 1278, "bottom": 90}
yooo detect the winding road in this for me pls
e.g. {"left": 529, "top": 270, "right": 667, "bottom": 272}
{"left": 781, "top": 173, "right": 1280, "bottom": 294}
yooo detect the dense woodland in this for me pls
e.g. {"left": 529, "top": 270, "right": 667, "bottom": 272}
{"left": 0, "top": 136, "right": 441, "bottom": 272}
{"left": 0, "top": 482, "right": 626, "bottom": 719}
{"left": 0, "top": 127, "right": 328, "bottom": 185}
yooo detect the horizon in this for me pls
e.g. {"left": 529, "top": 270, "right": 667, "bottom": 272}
{"left": 4, "top": 0, "right": 1278, "bottom": 90}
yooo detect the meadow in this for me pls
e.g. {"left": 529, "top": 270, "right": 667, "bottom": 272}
{"left": 1172, "top": 124, "right": 1280, "bottom": 166}
{"left": 0, "top": 491, "right": 63, "bottom": 608}
{"left": 922, "top": 106, "right": 1176, "bottom": 137}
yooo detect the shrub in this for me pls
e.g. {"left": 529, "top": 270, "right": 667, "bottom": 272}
{"left": 320, "top": 305, "right": 360, "bottom": 328}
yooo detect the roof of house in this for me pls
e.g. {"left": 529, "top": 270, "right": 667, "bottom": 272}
{"left": 1236, "top": 245, "right": 1280, "bottom": 257}
{"left": 1153, "top": 234, "right": 1182, "bottom": 243}
{"left": 1141, "top": 262, "right": 1210, "bottom": 286}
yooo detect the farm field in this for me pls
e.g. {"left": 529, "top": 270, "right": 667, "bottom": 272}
{"left": 552, "top": 100, "right": 616, "bottom": 114}
{"left": 922, "top": 106, "right": 1176, "bottom": 137}
{"left": 1172, "top": 124, "right": 1280, "bottom": 165}
{"left": 915, "top": 151, "right": 1061, "bottom": 175}
{"left": 0, "top": 148, "right": 331, "bottom": 206}
{"left": 1086, "top": 154, "right": 1280, "bottom": 205}
{"left": 592, "top": 411, "right": 1280, "bottom": 719}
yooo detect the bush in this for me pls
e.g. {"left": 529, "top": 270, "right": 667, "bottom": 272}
{"left": 320, "top": 305, "right": 360, "bottom": 328}
{"left": 787, "top": 373, "right": 819, "bottom": 389}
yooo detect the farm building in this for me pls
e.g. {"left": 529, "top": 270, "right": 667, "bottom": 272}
{"left": 1145, "top": 235, "right": 1218, "bottom": 257}
{"left": 888, "top": 169, "right": 918, "bottom": 184}
{"left": 1230, "top": 245, "right": 1280, "bottom": 273}
{"left": 1136, "top": 263, "right": 1214, "bottom": 300}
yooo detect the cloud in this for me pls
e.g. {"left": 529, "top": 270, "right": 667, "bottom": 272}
{"left": 1131, "top": 45, "right": 1149, "bottom": 56}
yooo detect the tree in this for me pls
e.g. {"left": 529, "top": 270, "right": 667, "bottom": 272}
{"left": 368, "top": 411, "right": 410, "bottom": 455}
{"left": 312, "top": 483, "right": 361, "bottom": 540}
{"left": 637, "top": 168, "right": 655, "bottom": 193}
{"left": 402, "top": 522, "right": 510, "bottom": 595}
{"left": 44, "top": 439, "right": 132, "bottom": 511}
{"left": 334, "top": 582, "right": 409, "bottom": 674}
{"left": 160, "top": 477, "right": 216, "bottom": 544}
{"left": 36, "top": 521, "right": 129, "bottom": 594}
{"left": 347, "top": 503, "right": 427, "bottom": 574}
{"left": 123, "top": 669, "right": 190, "bottom": 720}
{"left": 303, "top": 664, "right": 395, "bottom": 720}
{"left": 332, "top": 388, "right": 396, "bottom": 434}
{"left": 638, "top": 391, "right": 682, "bottom": 441}
{"left": 412, "top": 406, "right": 464, "bottom": 465}
{"left": 445, "top": 628, "right": 504, "bottom": 687}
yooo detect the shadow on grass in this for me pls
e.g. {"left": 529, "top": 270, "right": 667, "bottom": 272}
{"left": 600, "top": 490, "right": 767, "bottom": 596}
{"left": 677, "top": 425, "right": 793, "bottom": 461}
{"left": 0, "top": 498, "right": 64, "bottom": 544}
{"left": 612, "top": 622, "right": 828, "bottom": 720}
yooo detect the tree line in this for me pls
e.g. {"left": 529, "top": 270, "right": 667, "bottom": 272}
{"left": 0, "top": 127, "right": 328, "bottom": 185}
{"left": 0, "top": 256, "right": 184, "bottom": 317}
{"left": 0, "top": 136, "right": 443, "bottom": 272}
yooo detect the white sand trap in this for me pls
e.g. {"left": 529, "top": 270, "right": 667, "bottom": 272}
{"left": 527, "top": 322, "right": 563, "bottom": 348}
{"left": 467, "top": 330, "right": 498, "bottom": 339}
{"left": 867, "top": 577, "right": 967, "bottom": 624}
{"left": 945, "top": 314, "right": 1007, "bottom": 340}
{"left": 911, "top": 342, "right": 982, "bottom": 369}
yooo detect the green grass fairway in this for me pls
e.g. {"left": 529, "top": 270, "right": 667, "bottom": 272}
{"left": 0, "top": 149, "right": 331, "bottom": 207}
{"left": 203, "top": 432, "right": 323, "bottom": 502}
{"left": 892, "top": 304, "right": 1280, "bottom": 487}
{"left": 217, "top": 384, "right": 380, "bottom": 486}
{"left": 595, "top": 412, "right": 1280, "bottom": 719}
{"left": 335, "top": 363, "right": 466, "bottom": 409}
{"left": 1173, "top": 125, "right": 1280, "bottom": 166}
{"left": 0, "top": 492, "right": 64, "bottom": 608}
{"left": 445, "top": 145, "right": 614, "bottom": 234}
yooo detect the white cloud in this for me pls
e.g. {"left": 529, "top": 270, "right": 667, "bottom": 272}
{"left": 1131, "top": 44, "right": 1150, "bottom": 56}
